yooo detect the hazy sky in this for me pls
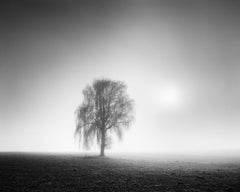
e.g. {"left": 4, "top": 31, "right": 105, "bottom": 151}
{"left": 1, "top": 0, "right": 240, "bottom": 154}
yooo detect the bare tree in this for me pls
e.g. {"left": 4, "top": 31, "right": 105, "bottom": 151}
{"left": 75, "top": 78, "right": 135, "bottom": 156}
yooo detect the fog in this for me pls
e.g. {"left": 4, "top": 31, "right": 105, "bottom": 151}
{"left": 1, "top": 0, "right": 240, "bottom": 156}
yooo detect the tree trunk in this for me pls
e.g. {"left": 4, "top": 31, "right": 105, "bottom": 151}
{"left": 100, "top": 130, "right": 105, "bottom": 156}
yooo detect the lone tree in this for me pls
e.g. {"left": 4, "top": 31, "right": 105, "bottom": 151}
{"left": 75, "top": 78, "right": 135, "bottom": 156}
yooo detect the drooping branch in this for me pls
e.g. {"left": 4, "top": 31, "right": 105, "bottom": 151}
{"left": 75, "top": 78, "right": 135, "bottom": 155}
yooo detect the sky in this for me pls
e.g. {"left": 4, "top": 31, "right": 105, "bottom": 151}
{"left": 1, "top": 0, "right": 240, "bottom": 155}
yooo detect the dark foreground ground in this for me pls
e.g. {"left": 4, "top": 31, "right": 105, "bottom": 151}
{"left": 0, "top": 153, "right": 240, "bottom": 192}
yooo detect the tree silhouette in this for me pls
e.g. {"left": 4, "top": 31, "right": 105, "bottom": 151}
{"left": 75, "top": 78, "right": 135, "bottom": 156}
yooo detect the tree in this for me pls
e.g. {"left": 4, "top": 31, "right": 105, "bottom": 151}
{"left": 75, "top": 78, "right": 135, "bottom": 156}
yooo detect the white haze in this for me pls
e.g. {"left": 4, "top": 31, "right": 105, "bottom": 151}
{"left": 0, "top": 1, "right": 240, "bottom": 156}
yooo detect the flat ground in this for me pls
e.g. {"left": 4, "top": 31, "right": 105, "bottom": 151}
{"left": 0, "top": 153, "right": 240, "bottom": 192}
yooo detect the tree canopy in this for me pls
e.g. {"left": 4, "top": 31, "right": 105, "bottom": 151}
{"left": 75, "top": 78, "right": 135, "bottom": 156}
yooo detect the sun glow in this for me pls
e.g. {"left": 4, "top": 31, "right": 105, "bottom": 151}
{"left": 156, "top": 85, "right": 184, "bottom": 110}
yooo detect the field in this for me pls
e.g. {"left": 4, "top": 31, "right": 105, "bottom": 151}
{"left": 0, "top": 153, "right": 240, "bottom": 192}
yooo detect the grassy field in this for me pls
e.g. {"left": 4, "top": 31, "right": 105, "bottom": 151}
{"left": 0, "top": 153, "right": 240, "bottom": 192}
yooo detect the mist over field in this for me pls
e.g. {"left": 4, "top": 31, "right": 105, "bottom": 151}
{"left": 1, "top": 1, "right": 240, "bottom": 191}
{"left": 1, "top": 0, "right": 240, "bottom": 155}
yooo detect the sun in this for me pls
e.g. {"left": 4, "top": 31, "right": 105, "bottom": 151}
{"left": 155, "top": 85, "right": 183, "bottom": 110}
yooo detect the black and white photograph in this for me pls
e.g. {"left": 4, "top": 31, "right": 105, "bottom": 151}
{"left": 1, "top": 0, "right": 240, "bottom": 191}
